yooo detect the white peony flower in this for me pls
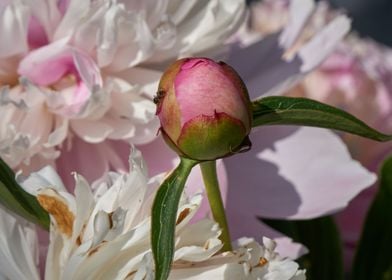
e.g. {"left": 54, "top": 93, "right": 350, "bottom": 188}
{"left": 0, "top": 0, "right": 246, "bottom": 171}
{"left": 0, "top": 149, "right": 305, "bottom": 279}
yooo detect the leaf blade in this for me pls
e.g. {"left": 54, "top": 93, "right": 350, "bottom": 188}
{"left": 263, "top": 216, "right": 344, "bottom": 280}
{"left": 151, "top": 158, "right": 197, "bottom": 280}
{"left": 0, "top": 157, "right": 49, "bottom": 229}
{"left": 252, "top": 96, "right": 392, "bottom": 141}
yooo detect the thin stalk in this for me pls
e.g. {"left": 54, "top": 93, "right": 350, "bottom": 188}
{"left": 200, "top": 160, "right": 232, "bottom": 252}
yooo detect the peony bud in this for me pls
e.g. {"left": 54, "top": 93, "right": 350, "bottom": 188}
{"left": 155, "top": 57, "right": 252, "bottom": 161}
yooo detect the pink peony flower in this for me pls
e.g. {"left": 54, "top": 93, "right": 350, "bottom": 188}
{"left": 0, "top": 0, "right": 376, "bottom": 267}
{"left": 0, "top": 0, "right": 246, "bottom": 179}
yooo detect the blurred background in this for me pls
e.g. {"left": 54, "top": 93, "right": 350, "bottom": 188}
{"left": 248, "top": 0, "right": 392, "bottom": 46}
{"left": 329, "top": 0, "right": 392, "bottom": 46}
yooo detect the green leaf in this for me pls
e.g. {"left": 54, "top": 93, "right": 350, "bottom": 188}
{"left": 352, "top": 155, "right": 392, "bottom": 280}
{"left": 151, "top": 157, "right": 198, "bottom": 280}
{"left": 0, "top": 157, "right": 49, "bottom": 230}
{"left": 252, "top": 96, "right": 392, "bottom": 141}
{"left": 263, "top": 216, "right": 344, "bottom": 280}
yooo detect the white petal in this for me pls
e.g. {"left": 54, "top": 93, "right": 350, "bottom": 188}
{"left": 17, "top": 165, "right": 66, "bottom": 195}
{"left": 174, "top": 219, "right": 222, "bottom": 262}
{"left": 0, "top": 209, "right": 40, "bottom": 280}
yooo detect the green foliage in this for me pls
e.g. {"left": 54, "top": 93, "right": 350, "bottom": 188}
{"left": 263, "top": 216, "right": 344, "bottom": 280}
{"left": 0, "top": 157, "right": 49, "bottom": 230}
{"left": 352, "top": 155, "right": 392, "bottom": 280}
{"left": 252, "top": 96, "right": 392, "bottom": 141}
{"left": 151, "top": 158, "right": 198, "bottom": 280}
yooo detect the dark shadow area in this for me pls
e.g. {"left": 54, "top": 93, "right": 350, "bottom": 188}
{"left": 224, "top": 125, "right": 303, "bottom": 239}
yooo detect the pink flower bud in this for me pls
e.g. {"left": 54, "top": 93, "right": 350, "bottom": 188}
{"left": 155, "top": 57, "right": 252, "bottom": 161}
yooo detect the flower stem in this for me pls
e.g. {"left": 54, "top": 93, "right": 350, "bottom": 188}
{"left": 200, "top": 160, "right": 232, "bottom": 252}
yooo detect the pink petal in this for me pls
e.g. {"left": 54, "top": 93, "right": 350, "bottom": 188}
{"left": 223, "top": 125, "right": 376, "bottom": 246}
{"left": 55, "top": 137, "right": 124, "bottom": 190}
{"left": 258, "top": 127, "right": 376, "bottom": 219}
{"left": 18, "top": 39, "right": 73, "bottom": 86}
{"left": 18, "top": 40, "right": 101, "bottom": 89}
{"left": 27, "top": 15, "right": 49, "bottom": 49}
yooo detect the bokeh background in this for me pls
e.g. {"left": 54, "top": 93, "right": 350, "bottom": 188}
{"left": 248, "top": 0, "right": 392, "bottom": 47}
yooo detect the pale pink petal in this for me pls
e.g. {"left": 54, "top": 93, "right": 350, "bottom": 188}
{"left": 227, "top": 34, "right": 303, "bottom": 99}
{"left": 44, "top": 117, "right": 69, "bottom": 147}
{"left": 70, "top": 119, "right": 113, "bottom": 143}
{"left": 73, "top": 50, "right": 103, "bottom": 90}
{"left": 55, "top": 137, "right": 112, "bottom": 189}
{"left": 53, "top": 0, "right": 90, "bottom": 41}
{"left": 258, "top": 127, "right": 376, "bottom": 219}
{"left": 224, "top": 126, "right": 301, "bottom": 221}
{"left": 114, "top": 67, "right": 161, "bottom": 99}
{"left": 279, "top": 0, "right": 315, "bottom": 49}
{"left": 98, "top": 116, "right": 136, "bottom": 140}
{"left": 0, "top": 1, "right": 29, "bottom": 57}
{"left": 299, "top": 15, "right": 351, "bottom": 72}
{"left": 223, "top": 126, "right": 376, "bottom": 248}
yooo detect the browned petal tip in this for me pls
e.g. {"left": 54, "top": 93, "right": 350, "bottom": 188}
{"left": 37, "top": 192, "right": 74, "bottom": 238}
{"left": 256, "top": 257, "right": 269, "bottom": 267}
{"left": 176, "top": 208, "right": 191, "bottom": 225}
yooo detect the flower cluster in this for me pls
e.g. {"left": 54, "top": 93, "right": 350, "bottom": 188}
{"left": 1, "top": 149, "right": 304, "bottom": 279}
{"left": 1, "top": 0, "right": 388, "bottom": 279}
{"left": 0, "top": 0, "right": 245, "bottom": 173}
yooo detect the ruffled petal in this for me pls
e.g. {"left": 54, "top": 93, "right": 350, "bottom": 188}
{"left": 0, "top": 209, "right": 40, "bottom": 280}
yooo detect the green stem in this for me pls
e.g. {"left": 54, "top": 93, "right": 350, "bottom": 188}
{"left": 152, "top": 157, "right": 198, "bottom": 280}
{"left": 200, "top": 161, "right": 232, "bottom": 252}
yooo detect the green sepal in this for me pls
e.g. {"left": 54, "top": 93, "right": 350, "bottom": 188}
{"left": 178, "top": 112, "right": 247, "bottom": 160}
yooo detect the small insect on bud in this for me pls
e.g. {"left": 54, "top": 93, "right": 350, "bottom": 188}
{"left": 155, "top": 57, "right": 252, "bottom": 161}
